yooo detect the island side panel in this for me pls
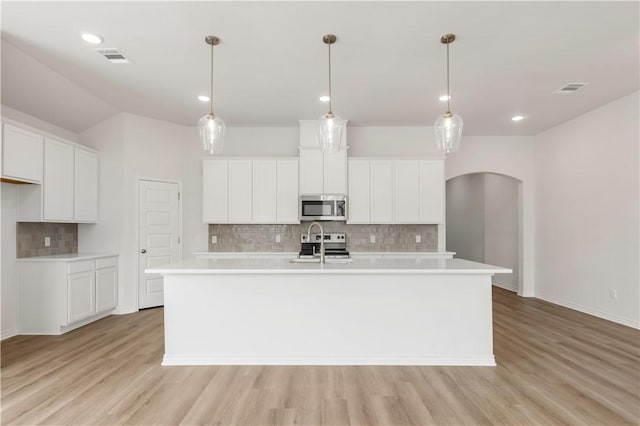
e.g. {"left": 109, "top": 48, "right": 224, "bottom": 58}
{"left": 162, "top": 272, "right": 495, "bottom": 366}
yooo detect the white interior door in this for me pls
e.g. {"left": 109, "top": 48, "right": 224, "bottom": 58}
{"left": 138, "top": 179, "right": 181, "bottom": 309}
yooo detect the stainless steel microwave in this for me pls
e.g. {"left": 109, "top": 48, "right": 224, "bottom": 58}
{"left": 300, "top": 195, "right": 347, "bottom": 221}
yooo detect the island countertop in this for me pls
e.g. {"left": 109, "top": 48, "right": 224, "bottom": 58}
{"left": 146, "top": 257, "right": 511, "bottom": 275}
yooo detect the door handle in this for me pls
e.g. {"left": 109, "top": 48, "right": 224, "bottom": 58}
{"left": 141, "top": 249, "right": 147, "bottom": 254}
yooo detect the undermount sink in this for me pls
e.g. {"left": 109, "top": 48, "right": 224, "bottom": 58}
{"left": 290, "top": 257, "right": 354, "bottom": 264}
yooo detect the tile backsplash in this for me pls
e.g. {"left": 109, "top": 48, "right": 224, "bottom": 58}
{"left": 17, "top": 222, "right": 78, "bottom": 258}
{"left": 208, "top": 223, "right": 438, "bottom": 252}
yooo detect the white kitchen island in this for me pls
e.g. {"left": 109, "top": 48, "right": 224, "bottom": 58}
{"left": 147, "top": 257, "right": 511, "bottom": 366}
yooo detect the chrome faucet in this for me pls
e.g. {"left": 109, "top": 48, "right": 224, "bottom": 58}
{"left": 306, "top": 221, "right": 325, "bottom": 263}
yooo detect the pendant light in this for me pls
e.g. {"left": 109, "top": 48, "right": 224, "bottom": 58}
{"left": 198, "top": 35, "right": 225, "bottom": 155}
{"left": 434, "top": 34, "right": 463, "bottom": 154}
{"left": 317, "top": 34, "right": 346, "bottom": 153}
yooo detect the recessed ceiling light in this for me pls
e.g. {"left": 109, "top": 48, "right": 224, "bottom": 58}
{"left": 198, "top": 95, "right": 210, "bottom": 102}
{"left": 512, "top": 115, "right": 525, "bottom": 122}
{"left": 438, "top": 95, "right": 450, "bottom": 102}
{"left": 81, "top": 33, "right": 103, "bottom": 44}
{"left": 319, "top": 95, "right": 330, "bottom": 102}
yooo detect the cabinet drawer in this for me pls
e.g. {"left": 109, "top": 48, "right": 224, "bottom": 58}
{"left": 96, "top": 256, "right": 118, "bottom": 269}
{"left": 68, "top": 260, "right": 95, "bottom": 274}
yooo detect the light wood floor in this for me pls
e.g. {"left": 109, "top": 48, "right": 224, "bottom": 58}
{"left": 2, "top": 287, "right": 639, "bottom": 425}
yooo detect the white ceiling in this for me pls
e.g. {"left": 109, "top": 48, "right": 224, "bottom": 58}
{"left": 1, "top": 1, "right": 638, "bottom": 135}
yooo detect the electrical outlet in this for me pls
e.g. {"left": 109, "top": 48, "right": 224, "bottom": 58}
{"left": 275, "top": 234, "right": 281, "bottom": 243}
{"left": 610, "top": 289, "right": 618, "bottom": 300}
{"left": 415, "top": 235, "right": 421, "bottom": 243}
{"left": 370, "top": 235, "right": 376, "bottom": 244}
{"left": 44, "top": 236, "right": 51, "bottom": 247}
{"left": 211, "top": 235, "right": 217, "bottom": 244}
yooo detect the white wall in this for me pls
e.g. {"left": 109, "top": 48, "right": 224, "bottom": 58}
{"left": 446, "top": 174, "right": 485, "bottom": 262}
{"left": 445, "top": 136, "right": 535, "bottom": 296}
{"left": 534, "top": 91, "right": 639, "bottom": 328}
{"left": 80, "top": 113, "right": 205, "bottom": 313}
{"left": 1, "top": 184, "right": 18, "bottom": 339}
{"left": 1, "top": 105, "right": 80, "bottom": 142}
{"left": 484, "top": 173, "right": 520, "bottom": 292}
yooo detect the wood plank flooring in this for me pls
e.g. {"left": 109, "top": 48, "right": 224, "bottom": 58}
{"left": 2, "top": 287, "right": 639, "bottom": 425}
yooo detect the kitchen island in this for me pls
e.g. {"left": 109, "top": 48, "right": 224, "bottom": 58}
{"left": 147, "top": 257, "right": 511, "bottom": 366}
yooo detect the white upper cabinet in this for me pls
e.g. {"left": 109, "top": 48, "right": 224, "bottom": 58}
{"left": 298, "top": 120, "right": 347, "bottom": 195}
{"left": 2, "top": 124, "right": 43, "bottom": 183}
{"left": 252, "top": 160, "right": 277, "bottom": 223}
{"left": 419, "top": 160, "right": 445, "bottom": 223}
{"left": 203, "top": 158, "right": 299, "bottom": 224}
{"left": 276, "top": 159, "right": 299, "bottom": 223}
{"left": 43, "top": 138, "right": 75, "bottom": 221}
{"left": 394, "top": 160, "right": 420, "bottom": 223}
{"left": 299, "top": 149, "right": 324, "bottom": 194}
{"left": 12, "top": 126, "right": 99, "bottom": 223}
{"left": 370, "top": 160, "right": 394, "bottom": 223}
{"left": 347, "top": 159, "right": 370, "bottom": 223}
{"left": 202, "top": 160, "right": 228, "bottom": 223}
{"left": 347, "top": 158, "right": 445, "bottom": 224}
{"left": 74, "top": 148, "right": 98, "bottom": 222}
{"left": 228, "top": 160, "right": 253, "bottom": 223}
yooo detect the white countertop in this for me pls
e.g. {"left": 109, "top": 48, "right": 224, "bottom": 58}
{"left": 193, "top": 251, "right": 455, "bottom": 257}
{"left": 147, "top": 257, "right": 510, "bottom": 275}
{"left": 16, "top": 253, "right": 118, "bottom": 262}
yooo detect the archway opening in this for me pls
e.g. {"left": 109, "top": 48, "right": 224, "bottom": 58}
{"left": 446, "top": 172, "right": 522, "bottom": 293}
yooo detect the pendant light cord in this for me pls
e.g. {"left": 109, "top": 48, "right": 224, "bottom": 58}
{"left": 446, "top": 41, "right": 451, "bottom": 114}
{"left": 328, "top": 41, "right": 333, "bottom": 115}
{"left": 210, "top": 41, "right": 215, "bottom": 115}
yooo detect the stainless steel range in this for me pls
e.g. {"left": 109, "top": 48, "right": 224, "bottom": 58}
{"left": 299, "top": 232, "right": 350, "bottom": 259}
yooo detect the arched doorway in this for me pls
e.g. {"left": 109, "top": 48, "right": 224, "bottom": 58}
{"left": 446, "top": 173, "right": 522, "bottom": 293}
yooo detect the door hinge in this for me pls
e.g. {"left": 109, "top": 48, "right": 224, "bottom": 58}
{"left": 178, "top": 192, "right": 181, "bottom": 200}
{"left": 178, "top": 237, "right": 181, "bottom": 244}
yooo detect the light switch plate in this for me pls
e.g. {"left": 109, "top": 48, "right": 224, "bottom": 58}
{"left": 370, "top": 235, "right": 376, "bottom": 243}
{"left": 211, "top": 236, "right": 217, "bottom": 244}
{"left": 416, "top": 235, "right": 421, "bottom": 243}
{"left": 275, "top": 234, "right": 281, "bottom": 243}
{"left": 44, "top": 236, "right": 51, "bottom": 247}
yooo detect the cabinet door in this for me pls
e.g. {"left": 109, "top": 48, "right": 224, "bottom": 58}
{"left": 74, "top": 148, "right": 98, "bottom": 222}
{"left": 347, "top": 159, "right": 370, "bottom": 223}
{"left": 299, "top": 149, "right": 323, "bottom": 194}
{"left": 370, "top": 160, "right": 394, "bottom": 223}
{"left": 95, "top": 266, "right": 118, "bottom": 314}
{"left": 420, "top": 160, "right": 445, "bottom": 223}
{"left": 276, "top": 159, "right": 299, "bottom": 223}
{"left": 43, "top": 138, "right": 74, "bottom": 221}
{"left": 252, "top": 160, "right": 277, "bottom": 223}
{"left": 228, "top": 160, "right": 252, "bottom": 223}
{"left": 202, "top": 160, "right": 228, "bottom": 223}
{"left": 2, "top": 124, "right": 43, "bottom": 183}
{"left": 67, "top": 270, "right": 95, "bottom": 324}
{"left": 323, "top": 150, "right": 347, "bottom": 194}
{"left": 394, "top": 160, "right": 420, "bottom": 223}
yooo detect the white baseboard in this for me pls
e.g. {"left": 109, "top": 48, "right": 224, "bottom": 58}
{"left": 536, "top": 293, "right": 640, "bottom": 329}
{"left": 162, "top": 355, "right": 497, "bottom": 366}
{"left": 492, "top": 282, "right": 518, "bottom": 292}
{"left": 1, "top": 328, "right": 18, "bottom": 340}
{"left": 111, "top": 305, "right": 138, "bottom": 315}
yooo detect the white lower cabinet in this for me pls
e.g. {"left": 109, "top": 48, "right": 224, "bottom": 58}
{"left": 17, "top": 255, "right": 118, "bottom": 335}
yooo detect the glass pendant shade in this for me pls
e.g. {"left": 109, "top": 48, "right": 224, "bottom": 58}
{"left": 198, "top": 113, "right": 226, "bottom": 155}
{"left": 317, "top": 113, "right": 346, "bottom": 153}
{"left": 434, "top": 112, "right": 463, "bottom": 154}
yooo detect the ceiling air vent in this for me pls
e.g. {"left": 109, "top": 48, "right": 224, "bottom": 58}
{"left": 553, "top": 82, "right": 589, "bottom": 94}
{"left": 95, "top": 48, "right": 131, "bottom": 64}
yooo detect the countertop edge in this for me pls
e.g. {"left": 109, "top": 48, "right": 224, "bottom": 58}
{"left": 16, "top": 253, "right": 119, "bottom": 262}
